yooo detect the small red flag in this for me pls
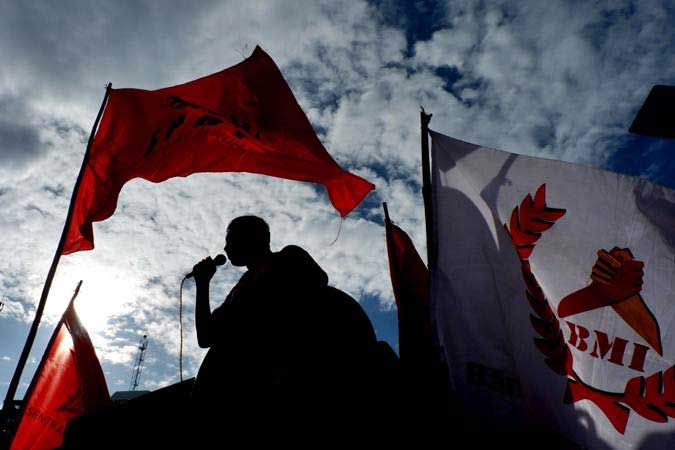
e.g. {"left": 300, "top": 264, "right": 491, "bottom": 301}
{"left": 63, "top": 46, "right": 374, "bottom": 255}
{"left": 384, "top": 212, "right": 432, "bottom": 361}
{"left": 384, "top": 209, "right": 452, "bottom": 426}
{"left": 10, "top": 298, "right": 110, "bottom": 450}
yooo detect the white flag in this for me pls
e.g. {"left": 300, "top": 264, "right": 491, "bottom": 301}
{"left": 430, "top": 130, "right": 675, "bottom": 449}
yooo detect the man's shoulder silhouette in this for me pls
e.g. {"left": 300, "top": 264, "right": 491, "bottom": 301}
{"left": 192, "top": 216, "right": 384, "bottom": 420}
{"left": 265, "top": 245, "right": 328, "bottom": 291}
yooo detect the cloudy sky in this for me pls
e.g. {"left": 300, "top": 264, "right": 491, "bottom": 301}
{"left": 1, "top": 0, "right": 674, "bottom": 404}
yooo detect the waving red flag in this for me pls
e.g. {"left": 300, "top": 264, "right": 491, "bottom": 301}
{"left": 384, "top": 210, "right": 432, "bottom": 362}
{"left": 384, "top": 206, "right": 451, "bottom": 428}
{"left": 10, "top": 286, "right": 110, "bottom": 450}
{"left": 62, "top": 46, "right": 374, "bottom": 254}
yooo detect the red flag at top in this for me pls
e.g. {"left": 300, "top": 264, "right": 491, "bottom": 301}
{"left": 10, "top": 286, "right": 111, "bottom": 450}
{"left": 63, "top": 46, "right": 374, "bottom": 255}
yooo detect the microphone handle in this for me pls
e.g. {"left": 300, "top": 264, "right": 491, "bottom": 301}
{"left": 186, "top": 254, "right": 227, "bottom": 279}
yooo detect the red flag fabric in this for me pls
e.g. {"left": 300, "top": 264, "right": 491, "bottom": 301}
{"left": 384, "top": 215, "right": 432, "bottom": 361}
{"left": 384, "top": 210, "right": 452, "bottom": 429}
{"left": 10, "top": 302, "right": 110, "bottom": 450}
{"left": 63, "top": 46, "right": 374, "bottom": 255}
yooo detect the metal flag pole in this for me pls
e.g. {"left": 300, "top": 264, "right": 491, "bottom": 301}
{"left": 382, "top": 201, "right": 396, "bottom": 283}
{"left": 418, "top": 109, "right": 454, "bottom": 425}
{"left": 2, "top": 84, "right": 112, "bottom": 414}
{"left": 420, "top": 108, "right": 434, "bottom": 269}
{"left": 382, "top": 201, "right": 391, "bottom": 226}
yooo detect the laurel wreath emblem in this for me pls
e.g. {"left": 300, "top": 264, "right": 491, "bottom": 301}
{"left": 505, "top": 184, "right": 675, "bottom": 434}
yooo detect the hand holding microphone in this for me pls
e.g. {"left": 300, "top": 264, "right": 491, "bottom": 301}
{"left": 187, "top": 254, "right": 227, "bottom": 283}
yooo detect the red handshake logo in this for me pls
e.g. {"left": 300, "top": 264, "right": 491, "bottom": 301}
{"left": 558, "top": 247, "right": 662, "bottom": 355}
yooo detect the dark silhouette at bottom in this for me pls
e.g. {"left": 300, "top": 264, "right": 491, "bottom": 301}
{"left": 56, "top": 216, "right": 581, "bottom": 448}
{"left": 58, "top": 216, "right": 404, "bottom": 447}
{"left": 189, "top": 216, "right": 398, "bottom": 434}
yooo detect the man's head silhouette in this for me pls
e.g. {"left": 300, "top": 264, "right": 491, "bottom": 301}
{"left": 225, "top": 216, "right": 271, "bottom": 267}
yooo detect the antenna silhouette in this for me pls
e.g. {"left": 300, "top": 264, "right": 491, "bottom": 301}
{"left": 129, "top": 335, "right": 148, "bottom": 391}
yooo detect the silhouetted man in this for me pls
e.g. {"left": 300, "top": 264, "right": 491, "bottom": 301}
{"left": 190, "top": 216, "right": 382, "bottom": 432}
{"left": 57, "top": 217, "right": 400, "bottom": 447}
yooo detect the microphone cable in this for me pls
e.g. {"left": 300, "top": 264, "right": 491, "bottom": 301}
{"left": 179, "top": 276, "right": 187, "bottom": 382}
{"left": 178, "top": 255, "right": 226, "bottom": 382}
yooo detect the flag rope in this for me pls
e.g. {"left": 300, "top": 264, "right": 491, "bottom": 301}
{"left": 327, "top": 216, "right": 343, "bottom": 246}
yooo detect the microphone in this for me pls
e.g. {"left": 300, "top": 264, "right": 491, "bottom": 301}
{"left": 185, "top": 254, "right": 227, "bottom": 279}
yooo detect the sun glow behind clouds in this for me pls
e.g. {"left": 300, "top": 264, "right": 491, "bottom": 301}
{"left": 44, "top": 257, "right": 139, "bottom": 335}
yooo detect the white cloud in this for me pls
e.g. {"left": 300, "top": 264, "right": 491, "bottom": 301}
{"left": 414, "top": 1, "right": 675, "bottom": 164}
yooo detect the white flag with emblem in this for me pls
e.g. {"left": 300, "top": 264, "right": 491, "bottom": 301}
{"left": 430, "top": 130, "right": 675, "bottom": 449}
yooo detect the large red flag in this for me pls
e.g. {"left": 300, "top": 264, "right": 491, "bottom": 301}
{"left": 63, "top": 46, "right": 374, "bottom": 255}
{"left": 10, "top": 291, "right": 110, "bottom": 450}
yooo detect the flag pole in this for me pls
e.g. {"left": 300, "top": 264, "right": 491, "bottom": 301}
{"left": 382, "top": 201, "right": 394, "bottom": 290}
{"left": 382, "top": 201, "right": 396, "bottom": 288}
{"left": 2, "top": 84, "right": 112, "bottom": 414}
{"left": 420, "top": 108, "right": 433, "bottom": 268}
